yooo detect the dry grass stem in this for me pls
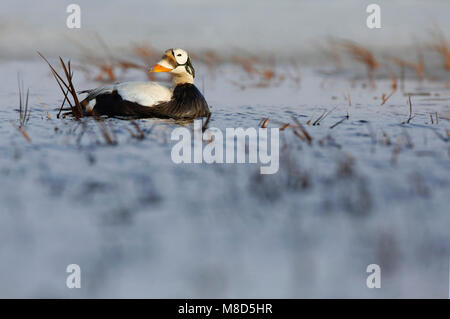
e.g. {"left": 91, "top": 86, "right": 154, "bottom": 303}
{"left": 291, "top": 116, "right": 313, "bottom": 144}
{"left": 381, "top": 90, "right": 396, "bottom": 106}
{"left": 402, "top": 96, "right": 415, "bottom": 124}
{"left": 330, "top": 112, "right": 350, "bottom": 129}
{"left": 260, "top": 118, "right": 269, "bottom": 128}
{"left": 339, "top": 40, "right": 379, "bottom": 88}
{"left": 429, "top": 26, "right": 450, "bottom": 71}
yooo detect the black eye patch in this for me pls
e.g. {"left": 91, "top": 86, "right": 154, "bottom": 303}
{"left": 177, "top": 54, "right": 182, "bottom": 57}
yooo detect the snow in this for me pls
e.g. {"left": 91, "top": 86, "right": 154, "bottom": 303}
{"left": 0, "top": 0, "right": 450, "bottom": 298}
{"left": 0, "top": 58, "right": 449, "bottom": 298}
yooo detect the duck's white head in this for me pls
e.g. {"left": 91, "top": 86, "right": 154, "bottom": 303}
{"left": 151, "top": 48, "right": 195, "bottom": 84}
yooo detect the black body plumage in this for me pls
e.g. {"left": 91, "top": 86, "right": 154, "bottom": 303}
{"left": 83, "top": 83, "right": 210, "bottom": 119}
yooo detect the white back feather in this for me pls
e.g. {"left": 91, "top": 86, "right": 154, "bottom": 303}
{"left": 82, "top": 81, "right": 172, "bottom": 108}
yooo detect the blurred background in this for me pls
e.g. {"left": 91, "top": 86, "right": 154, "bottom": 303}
{"left": 1, "top": 0, "right": 450, "bottom": 62}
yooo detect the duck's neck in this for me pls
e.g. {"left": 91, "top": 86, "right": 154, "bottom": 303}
{"left": 172, "top": 73, "right": 194, "bottom": 86}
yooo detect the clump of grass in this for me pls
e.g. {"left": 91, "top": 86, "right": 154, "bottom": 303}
{"left": 337, "top": 154, "right": 355, "bottom": 178}
{"left": 386, "top": 53, "right": 425, "bottom": 84}
{"left": 38, "top": 52, "right": 83, "bottom": 119}
{"left": 39, "top": 52, "right": 120, "bottom": 146}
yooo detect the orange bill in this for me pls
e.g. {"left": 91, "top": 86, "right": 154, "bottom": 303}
{"left": 151, "top": 64, "right": 172, "bottom": 72}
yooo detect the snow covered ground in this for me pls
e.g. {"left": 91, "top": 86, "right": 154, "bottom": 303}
{"left": 0, "top": 0, "right": 450, "bottom": 298}
{"left": 0, "top": 58, "right": 449, "bottom": 298}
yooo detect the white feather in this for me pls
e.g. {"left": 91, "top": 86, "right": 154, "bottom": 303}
{"left": 86, "top": 99, "right": 96, "bottom": 112}
{"left": 82, "top": 81, "right": 172, "bottom": 108}
{"left": 117, "top": 82, "right": 172, "bottom": 106}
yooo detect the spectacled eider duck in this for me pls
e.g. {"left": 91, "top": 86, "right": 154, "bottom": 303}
{"left": 80, "top": 48, "right": 210, "bottom": 119}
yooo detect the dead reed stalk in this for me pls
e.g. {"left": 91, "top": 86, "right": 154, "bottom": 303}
{"left": 429, "top": 26, "right": 450, "bottom": 71}
{"left": 386, "top": 54, "right": 425, "bottom": 83}
{"left": 384, "top": 64, "right": 398, "bottom": 91}
{"left": 92, "top": 112, "right": 117, "bottom": 145}
{"left": 380, "top": 90, "right": 395, "bottom": 106}
{"left": 339, "top": 40, "right": 379, "bottom": 88}
{"left": 291, "top": 116, "right": 312, "bottom": 144}
{"left": 131, "top": 120, "right": 145, "bottom": 139}
{"left": 402, "top": 96, "right": 415, "bottom": 124}
{"left": 260, "top": 117, "right": 269, "bottom": 128}
{"left": 37, "top": 95, "right": 51, "bottom": 120}
{"left": 312, "top": 107, "right": 336, "bottom": 126}
{"left": 345, "top": 93, "right": 352, "bottom": 107}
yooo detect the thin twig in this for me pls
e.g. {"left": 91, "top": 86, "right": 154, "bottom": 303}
{"left": 403, "top": 96, "right": 415, "bottom": 124}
